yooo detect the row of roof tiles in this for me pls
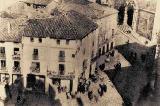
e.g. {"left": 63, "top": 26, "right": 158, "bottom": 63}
{"left": 0, "top": 10, "right": 97, "bottom": 42}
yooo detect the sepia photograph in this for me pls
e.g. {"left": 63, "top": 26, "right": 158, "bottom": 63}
{"left": 0, "top": 0, "right": 159, "bottom": 106}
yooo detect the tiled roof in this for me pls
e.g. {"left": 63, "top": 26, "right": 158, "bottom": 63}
{"left": 0, "top": 18, "right": 27, "bottom": 42}
{"left": 20, "top": 10, "right": 97, "bottom": 40}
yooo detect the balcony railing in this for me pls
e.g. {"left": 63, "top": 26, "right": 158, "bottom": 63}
{"left": 0, "top": 67, "right": 6, "bottom": 71}
{"left": 47, "top": 70, "right": 75, "bottom": 80}
{"left": 30, "top": 67, "right": 40, "bottom": 73}
{"left": 12, "top": 54, "right": 20, "bottom": 60}
{"left": 59, "top": 56, "right": 65, "bottom": 62}
{"left": 0, "top": 53, "right": 6, "bottom": 59}
{"left": 32, "top": 54, "right": 39, "bottom": 60}
{"left": 13, "top": 67, "right": 21, "bottom": 73}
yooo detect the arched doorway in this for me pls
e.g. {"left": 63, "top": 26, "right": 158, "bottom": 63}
{"left": 118, "top": 4, "right": 125, "bottom": 25}
{"left": 127, "top": 5, "right": 134, "bottom": 27}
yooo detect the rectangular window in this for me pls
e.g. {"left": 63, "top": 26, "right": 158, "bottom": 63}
{"left": 14, "top": 61, "right": 20, "bottom": 67}
{"left": 33, "top": 49, "right": 38, "bottom": 55}
{"left": 0, "top": 47, "right": 5, "bottom": 54}
{"left": 30, "top": 37, "right": 34, "bottom": 42}
{"left": 72, "top": 54, "right": 75, "bottom": 58}
{"left": 1, "top": 60, "right": 6, "bottom": 68}
{"left": 59, "top": 51, "right": 65, "bottom": 57}
{"left": 13, "top": 61, "right": 20, "bottom": 71}
{"left": 39, "top": 38, "right": 42, "bottom": 43}
{"left": 66, "top": 40, "right": 70, "bottom": 45}
{"left": 59, "top": 51, "right": 65, "bottom": 62}
{"left": 31, "top": 62, "right": 40, "bottom": 73}
{"left": 59, "top": 64, "right": 65, "bottom": 75}
{"left": 57, "top": 40, "right": 60, "bottom": 45}
{"left": 112, "top": 29, "right": 115, "bottom": 36}
{"left": 14, "top": 48, "right": 19, "bottom": 55}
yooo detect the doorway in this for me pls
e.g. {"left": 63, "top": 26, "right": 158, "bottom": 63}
{"left": 70, "top": 80, "right": 73, "bottom": 92}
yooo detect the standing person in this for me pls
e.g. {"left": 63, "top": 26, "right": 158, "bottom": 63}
{"left": 5, "top": 82, "right": 12, "bottom": 99}
{"left": 88, "top": 91, "right": 93, "bottom": 101}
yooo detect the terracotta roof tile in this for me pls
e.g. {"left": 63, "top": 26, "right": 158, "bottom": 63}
{"left": 20, "top": 10, "right": 97, "bottom": 40}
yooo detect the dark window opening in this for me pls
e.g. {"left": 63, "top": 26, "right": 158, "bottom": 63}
{"left": 57, "top": 40, "right": 60, "bottom": 45}
{"left": 59, "top": 64, "right": 65, "bottom": 75}
{"left": 30, "top": 37, "right": 34, "bottom": 42}
{"left": 39, "top": 38, "right": 42, "bottom": 43}
{"left": 59, "top": 51, "right": 65, "bottom": 57}
{"left": 72, "top": 54, "right": 75, "bottom": 58}
{"left": 33, "top": 49, "right": 38, "bottom": 55}
{"left": 14, "top": 61, "right": 20, "bottom": 67}
{"left": 118, "top": 5, "right": 125, "bottom": 25}
{"left": 14, "top": 48, "right": 19, "bottom": 55}
{"left": 66, "top": 40, "right": 70, "bottom": 45}
{"left": 1, "top": 60, "right": 6, "bottom": 68}
{"left": 0, "top": 47, "right": 5, "bottom": 54}
{"left": 127, "top": 6, "right": 134, "bottom": 27}
{"left": 112, "top": 29, "right": 115, "bottom": 36}
{"left": 59, "top": 51, "right": 65, "bottom": 62}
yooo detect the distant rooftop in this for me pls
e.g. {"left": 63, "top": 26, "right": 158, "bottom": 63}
{"left": 48, "top": 0, "right": 118, "bottom": 19}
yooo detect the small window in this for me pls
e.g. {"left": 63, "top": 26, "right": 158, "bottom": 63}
{"left": 39, "top": 38, "right": 42, "bottom": 43}
{"left": 59, "top": 51, "right": 65, "bottom": 57}
{"left": 14, "top": 61, "right": 20, "bottom": 67}
{"left": 30, "top": 37, "right": 34, "bottom": 42}
{"left": 112, "top": 29, "right": 115, "bottom": 36}
{"left": 31, "top": 62, "right": 40, "bottom": 73}
{"left": 14, "top": 48, "right": 19, "bottom": 55}
{"left": 1, "top": 60, "right": 6, "bottom": 68}
{"left": 33, "top": 49, "right": 38, "bottom": 55}
{"left": 0, "top": 47, "right": 5, "bottom": 54}
{"left": 59, "top": 64, "right": 65, "bottom": 75}
{"left": 57, "top": 40, "right": 60, "bottom": 45}
{"left": 66, "top": 40, "right": 70, "bottom": 45}
{"left": 72, "top": 54, "right": 75, "bottom": 58}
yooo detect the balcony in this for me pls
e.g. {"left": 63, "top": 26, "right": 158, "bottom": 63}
{"left": 47, "top": 70, "right": 75, "bottom": 80}
{"left": 12, "top": 53, "right": 20, "bottom": 60}
{"left": 30, "top": 66, "right": 40, "bottom": 73}
{"left": 59, "top": 56, "right": 65, "bottom": 62}
{"left": 32, "top": 54, "right": 39, "bottom": 60}
{"left": 13, "top": 67, "right": 21, "bottom": 73}
{"left": 0, "top": 67, "right": 7, "bottom": 72}
{"left": 0, "top": 53, "right": 6, "bottom": 59}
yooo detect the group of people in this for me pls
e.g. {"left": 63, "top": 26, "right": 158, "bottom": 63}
{"left": 87, "top": 82, "right": 107, "bottom": 102}
{"left": 77, "top": 78, "right": 91, "bottom": 94}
